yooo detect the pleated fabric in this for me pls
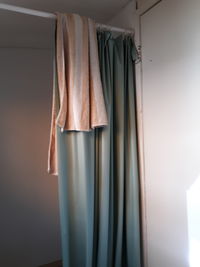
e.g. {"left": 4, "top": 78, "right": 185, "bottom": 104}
{"left": 57, "top": 31, "right": 141, "bottom": 267}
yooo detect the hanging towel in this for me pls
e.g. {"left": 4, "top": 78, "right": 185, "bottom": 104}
{"left": 48, "top": 13, "right": 108, "bottom": 175}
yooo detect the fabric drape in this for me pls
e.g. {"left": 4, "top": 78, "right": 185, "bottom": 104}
{"left": 56, "top": 31, "right": 141, "bottom": 267}
{"left": 48, "top": 13, "right": 108, "bottom": 175}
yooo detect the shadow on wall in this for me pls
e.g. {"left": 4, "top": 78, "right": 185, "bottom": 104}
{"left": 0, "top": 48, "right": 61, "bottom": 267}
{"left": 187, "top": 175, "right": 200, "bottom": 267}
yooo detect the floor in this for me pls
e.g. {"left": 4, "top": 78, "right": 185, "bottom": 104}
{"left": 39, "top": 260, "right": 62, "bottom": 267}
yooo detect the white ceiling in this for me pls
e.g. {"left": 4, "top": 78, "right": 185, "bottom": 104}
{"left": 0, "top": 0, "right": 132, "bottom": 48}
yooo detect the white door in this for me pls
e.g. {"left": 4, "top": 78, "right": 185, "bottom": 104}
{"left": 140, "top": 0, "right": 200, "bottom": 267}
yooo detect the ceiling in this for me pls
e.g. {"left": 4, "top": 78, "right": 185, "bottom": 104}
{"left": 0, "top": 0, "right": 132, "bottom": 48}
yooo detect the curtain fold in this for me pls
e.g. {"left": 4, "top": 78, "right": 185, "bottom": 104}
{"left": 56, "top": 31, "right": 141, "bottom": 267}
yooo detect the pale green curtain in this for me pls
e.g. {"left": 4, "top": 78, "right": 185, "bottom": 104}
{"left": 56, "top": 31, "right": 141, "bottom": 267}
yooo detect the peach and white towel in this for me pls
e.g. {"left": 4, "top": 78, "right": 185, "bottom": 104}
{"left": 48, "top": 13, "right": 108, "bottom": 175}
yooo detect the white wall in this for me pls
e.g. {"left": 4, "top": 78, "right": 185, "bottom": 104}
{"left": 108, "top": 0, "right": 136, "bottom": 30}
{"left": 0, "top": 48, "right": 61, "bottom": 267}
{"left": 109, "top": 0, "right": 200, "bottom": 267}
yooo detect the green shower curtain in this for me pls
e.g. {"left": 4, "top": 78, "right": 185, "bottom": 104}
{"left": 56, "top": 31, "right": 141, "bottom": 267}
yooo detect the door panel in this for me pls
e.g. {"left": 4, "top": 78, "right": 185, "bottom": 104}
{"left": 141, "top": 1, "right": 200, "bottom": 267}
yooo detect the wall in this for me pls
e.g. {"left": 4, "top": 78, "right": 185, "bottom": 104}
{"left": 108, "top": 0, "right": 136, "bottom": 30}
{"left": 0, "top": 48, "right": 61, "bottom": 267}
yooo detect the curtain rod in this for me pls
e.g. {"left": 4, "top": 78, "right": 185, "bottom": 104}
{"left": 0, "top": 3, "right": 134, "bottom": 35}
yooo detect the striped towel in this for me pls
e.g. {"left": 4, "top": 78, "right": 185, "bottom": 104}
{"left": 48, "top": 13, "right": 108, "bottom": 175}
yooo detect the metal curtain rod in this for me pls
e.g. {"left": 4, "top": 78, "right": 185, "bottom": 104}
{"left": 0, "top": 3, "right": 134, "bottom": 35}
